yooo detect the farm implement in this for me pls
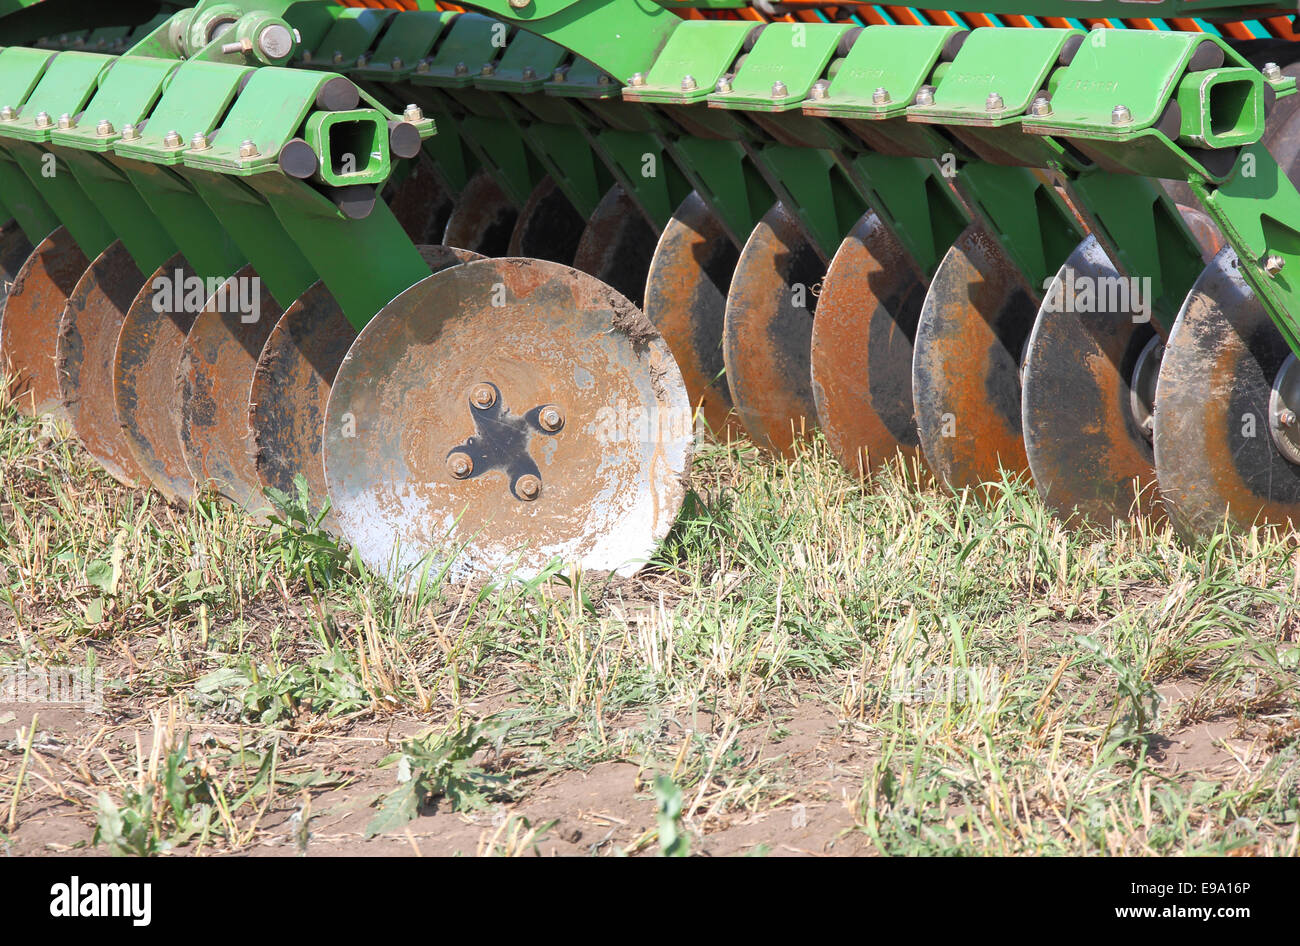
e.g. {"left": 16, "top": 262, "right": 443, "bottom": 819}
{"left": 4, "top": 0, "right": 1300, "bottom": 582}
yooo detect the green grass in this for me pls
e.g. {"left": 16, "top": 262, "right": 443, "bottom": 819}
{"left": 1, "top": 386, "right": 1298, "bottom": 855}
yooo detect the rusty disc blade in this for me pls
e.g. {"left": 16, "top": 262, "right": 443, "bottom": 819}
{"left": 507, "top": 177, "right": 585, "bottom": 264}
{"left": 0, "top": 219, "right": 33, "bottom": 309}
{"left": 179, "top": 265, "right": 282, "bottom": 509}
{"left": 442, "top": 170, "right": 518, "bottom": 256}
{"left": 810, "top": 211, "right": 928, "bottom": 478}
{"left": 642, "top": 192, "right": 739, "bottom": 439}
{"left": 912, "top": 224, "right": 1037, "bottom": 491}
{"left": 1154, "top": 249, "right": 1300, "bottom": 539}
{"left": 1022, "top": 235, "right": 1161, "bottom": 524}
{"left": 0, "top": 227, "right": 88, "bottom": 419}
{"left": 323, "top": 258, "right": 694, "bottom": 582}
{"left": 722, "top": 203, "right": 825, "bottom": 454}
{"left": 114, "top": 254, "right": 204, "bottom": 504}
{"left": 251, "top": 246, "right": 481, "bottom": 528}
{"left": 572, "top": 184, "right": 658, "bottom": 307}
{"left": 56, "top": 241, "right": 147, "bottom": 487}
{"left": 384, "top": 154, "right": 455, "bottom": 245}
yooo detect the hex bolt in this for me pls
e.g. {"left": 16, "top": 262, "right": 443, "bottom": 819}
{"left": 873, "top": 87, "right": 890, "bottom": 105}
{"left": 809, "top": 79, "right": 829, "bottom": 101}
{"left": 0, "top": 106, "right": 16, "bottom": 121}
{"left": 454, "top": 61, "right": 468, "bottom": 76}
{"left": 1281, "top": 409, "right": 1298, "bottom": 428}
{"left": 628, "top": 72, "right": 646, "bottom": 87}
{"left": 163, "top": 129, "right": 182, "bottom": 148}
{"left": 771, "top": 80, "right": 788, "bottom": 99}
{"left": 403, "top": 104, "right": 423, "bottom": 123}
{"left": 447, "top": 453, "right": 474, "bottom": 479}
{"left": 515, "top": 474, "right": 541, "bottom": 501}
{"left": 416, "top": 58, "right": 431, "bottom": 73}
{"left": 221, "top": 39, "right": 252, "bottom": 55}
{"left": 471, "top": 383, "right": 497, "bottom": 409}
{"left": 986, "top": 92, "right": 1004, "bottom": 111}
{"left": 1030, "top": 95, "right": 1052, "bottom": 117}
{"left": 56, "top": 112, "right": 74, "bottom": 129}
{"left": 509, "top": 0, "right": 530, "bottom": 8}
{"left": 1264, "top": 253, "right": 1286, "bottom": 276}
{"left": 302, "top": 50, "right": 313, "bottom": 63}
{"left": 552, "top": 67, "right": 568, "bottom": 82}
{"left": 331, "top": 50, "right": 343, "bottom": 64}
{"left": 597, "top": 74, "right": 612, "bottom": 86}
{"left": 1111, "top": 104, "right": 1132, "bottom": 125}
{"left": 681, "top": 74, "right": 697, "bottom": 92}
{"left": 95, "top": 118, "right": 114, "bottom": 137}
{"left": 715, "top": 76, "right": 733, "bottom": 94}
{"left": 914, "top": 86, "right": 935, "bottom": 107}
{"left": 391, "top": 57, "right": 404, "bottom": 70}
{"left": 481, "top": 63, "right": 495, "bottom": 77}
{"left": 190, "top": 132, "right": 210, "bottom": 151}
{"left": 522, "top": 66, "right": 536, "bottom": 80}
{"left": 121, "top": 123, "right": 139, "bottom": 139}
{"left": 239, "top": 138, "right": 258, "bottom": 157}
{"left": 538, "top": 406, "right": 565, "bottom": 432}
{"left": 34, "top": 111, "right": 52, "bottom": 128}
{"left": 256, "top": 23, "right": 294, "bottom": 59}
{"left": 1263, "top": 61, "right": 1282, "bottom": 82}
{"left": 355, "top": 54, "right": 370, "bottom": 68}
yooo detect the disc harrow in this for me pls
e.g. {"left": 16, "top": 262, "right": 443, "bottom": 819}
{"left": 7, "top": 0, "right": 1300, "bottom": 584}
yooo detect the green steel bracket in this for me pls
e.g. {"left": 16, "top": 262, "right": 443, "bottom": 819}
{"left": 1192, "top": 144, "right": 1300, "bottom": 355}
{"left": 452, "top": 0, "right": 679, "bottom": 79}
{"left": 182, "top": 170, "right": 316, "bottom": 306}
{"left": 620, "top": 20, "right": 752, "bottom": 106}
{"left": 475, "top": 28, "right": 567, "bottom": 93}
{"left": 802, "top": 25, "right": 961, "bottom": 162}
{"left": 543, "top": 57, "right": 620, "bottom": 100}
{"left": 105, "top": 56, "right": 304, "bottom": 297}
{"left": 955, "top": 162, "right": 1083, "bottom": 291}
{"left": 466, "top": 29, "right": 611, "bottom": 215}
{"left": 353, "top": 10, "right": 449, "bottom": 80}
{"left": 841, "top": 152, "right": 968, "bottom": 275}
{"left": 585, "top": 127, "right": 689, "bottom": 229}
{"left": 298, "top": 6, "right": 391, "bottom": 71}
{"left": 1022, "top": 30, "right": 1290, "bottom": 182}
{"left": 662, "top": 135, "right": 773, "bottom": 246}
{"left": 707, "top": 22, "right": 851, "bottom": 113}
{"left": 909, "top": 27, "right": 1081, "bottom": 170}
{"left": 406, "top": 13, "right": 543, "bottom": 204}
{"left": 0, "top": 44, "right": 58, "bottom": 239}
{"left": 0, "top": 49, "right": 116, "bottom": 257}
{"left": 121, "top": 159, "right": 248, "bottom": 284}
{"left": 751, "top": 143, "right": 864, "bottom": 258}
{"left": 412, "top": 13, "right": 505, "bottom": 88}
{"left": 252, "top": 170, "right": 431, "bottom": 332}
{"left": 113, "top": 59, "right": 252, "bottom": 167}
{"left": 805, "top": 25, "right": 957, "bottom": 122}
{"left": 44, "top": 54, "right": 181, "bottom": 273}
{"left": 1066, "top": 169, "right": 1207, "bottom": 331}
{"left": 174, "top": 67, "right": 413, "bottom": 187}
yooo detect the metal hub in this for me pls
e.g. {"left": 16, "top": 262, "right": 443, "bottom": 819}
{"left": 1269, "top": 352, "right": 1300, "bottom": 465}
{"left": 1128, "top": 334, "right": 1163, "bottom": 444}
{"left": 446, "top": 382, "right": 563, "bottom": 502}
